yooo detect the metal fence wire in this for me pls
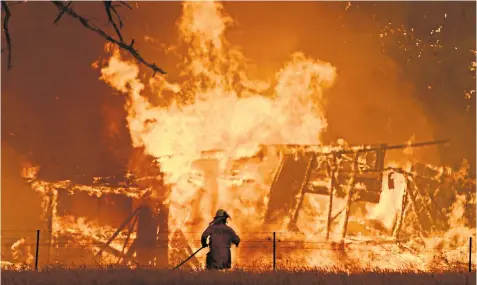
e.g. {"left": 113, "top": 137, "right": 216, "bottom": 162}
{"left": 1, "top": 230, "right": 475, "bottom": 272}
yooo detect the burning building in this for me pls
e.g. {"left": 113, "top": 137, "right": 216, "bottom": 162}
{"left": 12, "top": 138, "right": 474, "bottom": 270}
{"left": 2, "top": 1, "right": 475, "bottom": 271}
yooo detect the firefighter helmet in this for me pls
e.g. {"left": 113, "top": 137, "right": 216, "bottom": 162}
{"left": 215, "top": 209, "right": 230, "bottom": 219}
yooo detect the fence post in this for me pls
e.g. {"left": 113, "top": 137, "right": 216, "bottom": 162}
{"left": 35, "top": 230, "right": 40, "bottom": 271}
{"left": 469, "top": 236, "right": 472, "bottom": 272}
{"left": 273, "top": 232, "right": 276, "bottom": 271}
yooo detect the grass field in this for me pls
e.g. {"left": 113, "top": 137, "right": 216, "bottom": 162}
{"left": 1, "top": 267, "right": 475, "bottom": 285}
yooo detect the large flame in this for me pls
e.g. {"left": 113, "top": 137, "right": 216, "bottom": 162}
{"left": 99, "top": 1, "right": 336, "bottom": 239}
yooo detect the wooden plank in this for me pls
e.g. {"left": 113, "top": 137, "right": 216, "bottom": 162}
{"left": 341, "top": 152, "right": 360, "bottom": 240}
{"left": 326, "top": 155, "right": 337, "bottom": 240}
{"left": 288, "top": 155, "right": 316, "bottom": 231}
{"left": 264, "top": 153, "right": 315, "bottom": 225}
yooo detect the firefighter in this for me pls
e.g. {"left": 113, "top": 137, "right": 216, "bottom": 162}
{"left": 201, "top": 209, "right": 240, "bottom": 270}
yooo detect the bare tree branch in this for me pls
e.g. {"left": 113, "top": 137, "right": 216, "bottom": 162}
{"left": 1, "top": 1, "right": 166, "bottom": 75}
{"left": 1, "top": 1, "right": 12, "bottom": 70}
{"left": 53, "top": 1, "right": 72, "bottom": 24}
{"left": 119, "top": 2, "right": 132, "bottom": 10}
{"left": 52, "top": 1, "right": 166, "bottom": 76}
{"left": 103, "top": 1, "right": 125, "bottom": 42}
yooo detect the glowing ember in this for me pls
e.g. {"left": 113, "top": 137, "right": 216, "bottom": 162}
{"left": 21, "top": 162, "right": 39, "bottom": 180}
{"left": 11, "top": 238, "right": 34, "bottom": 266}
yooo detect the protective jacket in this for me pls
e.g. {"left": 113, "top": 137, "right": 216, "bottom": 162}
{"left": 201, "top": 222, "right": 240, "bottom": 270}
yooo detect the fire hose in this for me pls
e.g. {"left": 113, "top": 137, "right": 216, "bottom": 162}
{"left": 172, "top": 245, "right": 207, "bottom": 270}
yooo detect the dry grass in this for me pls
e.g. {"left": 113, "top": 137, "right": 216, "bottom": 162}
{"left": 0, "top": 267, "right": 475, "bottom": 285}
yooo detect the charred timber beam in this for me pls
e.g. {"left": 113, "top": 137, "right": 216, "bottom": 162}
{"left": 377, "top": 143, "right": 387, "bottom": 185}
{"left": 121, "top": 239, "right": 138, "bottom": 266}
{"left": 99, "top": 240, "right": 136, "bottom": 265}
{"left": 330, "top": 207, "right": 345, "bottom": 223}
{"left": 53, "top": 232, "right": 138, "bottom": 266}
{"left": 377, "top": 140, "right": 449, "bottom": 151}
{"left": 392, "top": 181, "right": 409, "bottom": 239}
{"left": 174, "top": 230, "right": 200, "bottom": 269}
{"left": 264, "top": 154, "right": 315, "bottom": 225}
{"left": 406, "top": 181, "right": 435, "bottom": 235}
{"left": 152, "top": 140, "right": 449, "bottom": 161}
{"left": 341, "top": 151, "right": 360, "bottom": 240}
{"left": 404, "top": 171, "right": 431, "bottom": 239}
{"left": 261, "top": 139, "right": 449, "bottom": 155}
{"left": 288, "top": 154, "right": 316, "bottom": 231}
{"left": 118, "top": 214, "right": 138, "bottom": 262}
{"left": 156, "top": 203, "right": 169, "bottom": 268}
{"left": 97, "top": 207, "right": 141, "bottom": 257}
{"left": 305, "top": 185, "right": 381, "bottom": 203}
{"left": 136, "top": 205, "right": 157, "bottom": 266}
{"left": 46, "top": 188, "right": 56, "bottom": 264}
{"left": 268, "top": 153, "right": 286, "bottom": 199}
{"left": 326, "top": 155, "right": 338, "bottom": 240}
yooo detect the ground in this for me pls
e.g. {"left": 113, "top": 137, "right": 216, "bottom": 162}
{"left": 0, "top": 268, "right": 475, "bottom": 285}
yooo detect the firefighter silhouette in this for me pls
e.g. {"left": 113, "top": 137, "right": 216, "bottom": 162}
{"left": 201, "top": 209, "right": 240, "bottom": 270}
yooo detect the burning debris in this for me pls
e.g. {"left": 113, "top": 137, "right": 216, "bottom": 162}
{"left": 12, "top": 140, "right": 475, "bottom": 270}
{"left": 10, "top": 238, "right": 34, "bottom": 266}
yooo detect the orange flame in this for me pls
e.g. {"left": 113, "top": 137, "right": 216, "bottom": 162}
{"left": 99, "top": 1, "right": 337, "bottom": 243}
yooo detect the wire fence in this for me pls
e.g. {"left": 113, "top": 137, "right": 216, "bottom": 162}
{"left": 1, "top": 230, "right": 475, "bottom": 272}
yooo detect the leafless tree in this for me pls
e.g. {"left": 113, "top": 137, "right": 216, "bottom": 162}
{"left": 1, "top": 1, "right": 166, "bottom": 75}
